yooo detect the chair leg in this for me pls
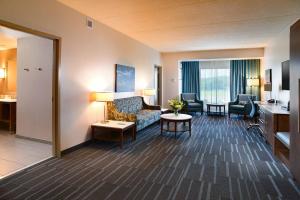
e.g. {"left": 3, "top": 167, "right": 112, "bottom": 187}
{"left": 247, "top": 123, "right": 259, "bottom": 130}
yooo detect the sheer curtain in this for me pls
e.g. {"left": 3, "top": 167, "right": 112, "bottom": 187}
{"left": 200, "top": 60, "right": 230, "bottom": 105}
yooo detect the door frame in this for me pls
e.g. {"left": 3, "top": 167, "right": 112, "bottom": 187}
{"left": 0, "top": 19, "right": 61, "bottom": 157}
{"left": 154, "top": 65, "right": 162, "bottom": 105}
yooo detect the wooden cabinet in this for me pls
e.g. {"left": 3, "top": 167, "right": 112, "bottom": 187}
{"left": 0, "top": 100, "right": 16, "bottom": 132}
{"left": 290, "top": 19, "right": 300, "bottom": 182}
{"left": 258, "top": 104, "right": 289, "bottom": 150}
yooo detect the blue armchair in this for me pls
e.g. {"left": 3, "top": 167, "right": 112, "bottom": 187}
{"left": 181, "top": 93, "right": 204, "bottom": 114}
{"left": 228, "top": 94, "right": 256, "bottom": 118}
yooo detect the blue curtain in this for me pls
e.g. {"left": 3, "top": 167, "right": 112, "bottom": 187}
{"left": 182, "top": 61, "right": 200, "bottom": 99}
{"left": 230, "top": 59, "right": 261, "bottom": 101}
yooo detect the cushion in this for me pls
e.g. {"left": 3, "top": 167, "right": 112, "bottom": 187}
{"left": 114, "top": 96, "right": 143, "bottom": 114}
{"left": 136, "top": 109, "right": 161, "bottom": 130}
{"left": 230, "top": 105, "right": 244, "bottom": 110}
{"left": 182, "top": 93, "right": 196, "bottom": 101}
{"left": 187, "top": 102, "right": 202, "bottom": 107}
{"left": 239, "top": 101, "right": 248, "bottom": 105}
{"left": 186, "top": 100, "right": 195, "bottom": 103}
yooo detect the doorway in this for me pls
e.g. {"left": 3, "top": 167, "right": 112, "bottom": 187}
{"left": 0, "top": 20, "right": 60, "bottom": 179}
{"left": 154, "top": 65, "right": 162, "bottom": 105}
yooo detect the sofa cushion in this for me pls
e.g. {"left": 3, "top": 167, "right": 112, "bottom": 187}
{"left": 239, "top": 101, "right": 248, "bottom": 105}
{"left": 230, "top": 104, "right": 244, "bottom": 110}
{"left": 114, "top": 96, "right": 143, "bottom": 114}
{"left": 136, "top": 109, "right": 160, "bottom": 130}
{"left": 187, "top": 102, "right": 202, "bottom": 107}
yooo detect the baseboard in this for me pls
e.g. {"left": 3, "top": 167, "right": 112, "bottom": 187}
{"left": 15, "top": 135, "right": 52, "bottom": 145}
{"left": 61, "top": 139, "right": 92, "bottom": 156}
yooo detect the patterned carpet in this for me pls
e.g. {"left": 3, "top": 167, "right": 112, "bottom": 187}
{"left": 0, "top": 116, "right": 300, "bottom": 200}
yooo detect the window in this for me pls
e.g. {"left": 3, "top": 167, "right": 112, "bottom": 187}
{"left": 200, "top": 60, "right": 230, "bottom": 105}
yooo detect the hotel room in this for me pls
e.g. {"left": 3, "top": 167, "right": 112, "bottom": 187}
{"left": 0, "top": 0, "right": 300, "bottom": 199}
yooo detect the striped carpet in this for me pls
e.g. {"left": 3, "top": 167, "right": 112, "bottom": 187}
{"left": 1, "top": 116, "right": 300, "bottom": 200}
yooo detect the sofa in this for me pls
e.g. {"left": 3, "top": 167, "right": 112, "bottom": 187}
{"left": 228, "top": 94, "right": 256, "bottom": 118}
{"left": 181, "top": 93, "right": 204, "bottom": 114}
{"left": 107, "top": 96, "right": 161, "bottom": 131}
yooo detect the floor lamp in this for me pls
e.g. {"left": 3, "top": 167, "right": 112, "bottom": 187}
{"left": 93, "top": 92, "right": 114, "bottom": 123}
{"left": 143, "top": 89, "right": 156, "bottom": 105}
{"left": 247, "top": 78, "right": 260, "bottom": 95}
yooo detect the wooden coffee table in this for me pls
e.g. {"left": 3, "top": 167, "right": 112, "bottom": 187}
{"left": 207, "top": 103, "right": 225, "bottom": 116}
{"left": 160, "top": 113, "right": 192, "bottom": 138}
{"left": 91, "top": 120, "right": 136, "bottom": 148}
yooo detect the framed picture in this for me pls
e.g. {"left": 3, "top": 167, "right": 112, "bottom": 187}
{"left": 115, "top": 64, "right": 135, "bottom": 92}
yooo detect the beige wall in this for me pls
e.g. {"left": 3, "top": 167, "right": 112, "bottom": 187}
{"left": 161, "top": 48, "right": 264, "bottom": 106}
{"left": 264, "top": 26, "right": 290, "bottom": 106}
{"left": 0, "top": 48, "right": 17, "bottom": 94}
{"left": 0, "top": 0, "right": 161, "bottom": 150}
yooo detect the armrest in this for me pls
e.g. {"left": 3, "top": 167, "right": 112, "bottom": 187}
{"left": 228, "top": 99, "right": 238, "bottom": 106}
{"left": 142, "top": 97, "right": 161, "bottom": 110}
{"left": 143, "top": 103, "right": 161, "bottom": 110}
{"left": 195, "top": 99, "right": 203, "bottom": 105}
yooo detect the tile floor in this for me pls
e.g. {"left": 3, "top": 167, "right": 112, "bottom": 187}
{"left": 0, "top": 130, "right": 52, "bottom": 178}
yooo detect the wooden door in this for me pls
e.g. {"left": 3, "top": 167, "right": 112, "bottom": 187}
{"left": 16, "top": 36, "right": 53, "bottom": 142}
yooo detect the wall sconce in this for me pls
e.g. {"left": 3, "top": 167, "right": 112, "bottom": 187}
{"left": 0, "top": 68, "right": 6, "bottom": 79}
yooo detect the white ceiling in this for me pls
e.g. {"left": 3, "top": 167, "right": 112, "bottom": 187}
{"left": 0, "top": 26, "right": 32, "bottom": 50}
{"left": 58, "top": 0, "right": 300, "bottom": 52}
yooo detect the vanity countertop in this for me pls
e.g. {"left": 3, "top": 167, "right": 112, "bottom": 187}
{"left": 0, "top": 99, "right": 17, "bottom": 103}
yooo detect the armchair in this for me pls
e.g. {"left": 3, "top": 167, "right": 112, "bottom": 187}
{"left": 228, "top": 94, "right": 256, "bottom": 118}
{"left": 181, "top": 93, "right": 204, "bottom": 114}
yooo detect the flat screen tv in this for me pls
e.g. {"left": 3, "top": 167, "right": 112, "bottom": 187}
{"left": 282, "top": 60, "right": 290, "bottom": 90}
{"left": 265, "top": 69, "right": 272, "bottom": 83}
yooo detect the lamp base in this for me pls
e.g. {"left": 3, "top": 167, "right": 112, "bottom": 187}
{"left": 100, "top": 120, "right": 110, "bottom": 124}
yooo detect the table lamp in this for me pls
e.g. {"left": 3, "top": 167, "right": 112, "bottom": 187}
{"left": 93, "top": 92, "right": 114, "bottom": 123}
{"left": 143, "top": 88, "right": 156, "bottom": 104}
{"left": 247, "top": 78, "right": 260, "bottom": 94}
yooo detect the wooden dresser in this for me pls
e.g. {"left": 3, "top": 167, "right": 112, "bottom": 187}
{"left": 258, "top": 103, "right": 290, "bottom": 151}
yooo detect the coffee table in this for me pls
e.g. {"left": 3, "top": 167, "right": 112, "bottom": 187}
{"left": 207, "top": 103, "right": 225, "bottom": 116}
{"left": 160, "top": 113, "right": 192, "bottom": 138}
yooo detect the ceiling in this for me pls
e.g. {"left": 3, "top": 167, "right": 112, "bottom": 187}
{"left": 58, "top": 0, "right": 300, "bottom": 52}
{"left": 0, "top": 26, "right": 32, "bottom": 51}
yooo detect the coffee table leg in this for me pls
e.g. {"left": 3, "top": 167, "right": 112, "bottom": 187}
{"left": 189, "top": 119, "right": 192, "bottom": 137}
{"left": 175, "top": 121, "right": 177, "bottom": 138}
{"left": 120, "top": 131, "right": 123, "bottom": 149}
{"left": 160, "top": 119, "right": 163, "bottom": 135}
{"left": 131, "top": 126, "right": 135, "bottom": 141}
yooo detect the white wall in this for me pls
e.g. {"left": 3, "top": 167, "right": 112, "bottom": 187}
{"left": 264, "top": 26, "right": 290, "bottom": 105}
{"left": 161, "top": 48, "right": 264, "bottom": 106}
{"left": 0, "top": 0, "right": 161, "bottom": 150}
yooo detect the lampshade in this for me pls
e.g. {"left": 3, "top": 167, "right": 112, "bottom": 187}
{"left": 264, "top": 83, "right": 272, "bottom": 91}
{"left": 0, "top": 68, "right": 6, "bottom": 79}
{"left": 93, "top": 92, "right": 114, "bottom": 102}
{"left": 143, "top": 89, "right": 156, "bottom": 96}
{"left": 247, "top": 78, "right": 260, "bottom": 86}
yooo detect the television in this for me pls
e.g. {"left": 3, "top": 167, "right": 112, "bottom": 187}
{"left": 282, "top": 60, "right": 290, "bottom": 90}
{"left": 265, "top": 69, "right": 272, "bottom": 83}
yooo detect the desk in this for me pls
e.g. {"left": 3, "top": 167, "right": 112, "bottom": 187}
{"left": 0, "top": 99, "right": 16, "bottom": 132}
{"left": 258, "top": 103, "right": 289, "bottom": 150}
